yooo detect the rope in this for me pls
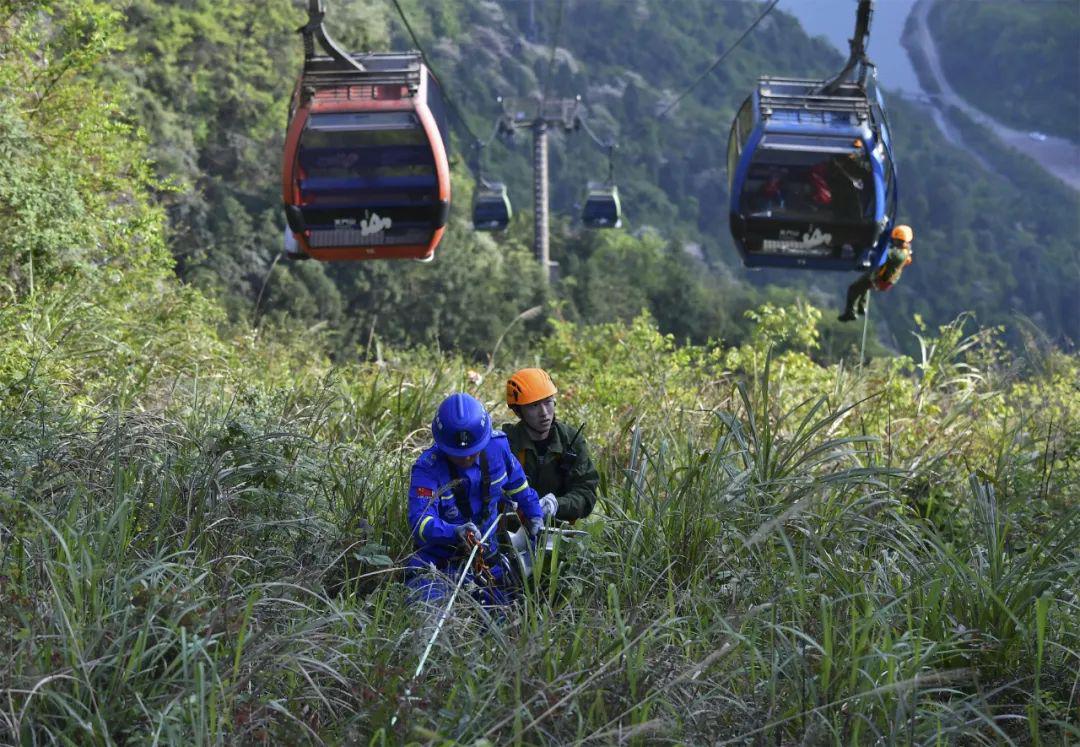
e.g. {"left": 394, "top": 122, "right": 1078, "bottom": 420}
{"left": 412, "top": 520, "right": 499, "bottom": 679}
{"left": 388, "top": 0, "right": 485, "bottom": 144}
{"left": 859, "top": 293, "right": 870, "bottom": 368}
{"left": 465, "top": 533, "right": 497, "bottom": 586}
{"left": 390, "top": 519, "right": 501, "bottom": 729}
{"left": 252, "top": 251, "right": 283, "bottom": 324}
{"left": 652, "top": 0, "right": 780, "bottom": 123}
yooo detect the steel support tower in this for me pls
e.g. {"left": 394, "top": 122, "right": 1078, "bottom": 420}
{"left": 498, "top": 96, "right": 580, "bottom": 283}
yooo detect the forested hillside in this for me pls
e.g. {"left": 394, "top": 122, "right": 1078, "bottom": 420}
{"left": 108, "top": 0, "right": 1078, "bottom": 355}
{"left": 3, "top": 2, "right": 1079, "bottom": 743}
{"left": 929, "top": 0, "right": 1079, "bottom": 141}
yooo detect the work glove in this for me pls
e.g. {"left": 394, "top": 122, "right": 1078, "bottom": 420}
{"left": 539, "top": 493, "right": 558, "bottom": 519}
{"left": 454, "top": 521, "right": 481, "bottom": 546}
{"left": 527, "top": 516, "right": 545, "bottom": 539}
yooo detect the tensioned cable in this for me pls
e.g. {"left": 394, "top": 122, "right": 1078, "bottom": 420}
{"left": 652, "top": 0, "right": 780, "bottom": 122}
{"left": 859, "top": 293, "right": 871, "bottom": 368}
{"left": 472, "top": 119, "right": 504, "bottom": 185}
{"left": 389, "top": 518, "right": 501, "bottom": 729}
{"left": 576, "top": 0, "right": 780, "bottom": 155}
{"left": 390, "top": 0, "right": 777, "bottom": 180}
{"left": 578, "top": 115, "right": 610, "bottom": 149}
{"left": 478, "top": 118, "right": 502, "bottom": 149}
{"left": 388, "top": 0, "right": 488, "bottom": 145}
{"left": 602, "top": 0, "right": 779, "bottom": 146}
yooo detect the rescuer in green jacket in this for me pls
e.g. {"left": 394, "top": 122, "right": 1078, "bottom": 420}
{"left": 839, "top": 224, "right": 914, "bottom": 322}
{"left": 501, "top": 368, "right": 599, "bottom": 523}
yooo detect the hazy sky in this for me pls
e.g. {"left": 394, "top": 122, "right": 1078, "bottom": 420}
{"left": 780, "top": 0, "right": 921, "bottom": 93}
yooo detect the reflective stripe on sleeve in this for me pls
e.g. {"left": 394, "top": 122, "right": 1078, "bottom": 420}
{"left": 504, "top": 480, "right": 529, "bottom": 496}
{"left": 417, "top": 515, "right": 434, "bottom": 540}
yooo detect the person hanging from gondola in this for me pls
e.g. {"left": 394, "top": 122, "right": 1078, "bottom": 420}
{"left": 839, "top": 224, "right": 914, "bottom": 322}
{"left": 406, "top": 393, "right": 544, "bottom": 607}
{"left": 501, "top": 368, "right": 599, "bottom": 524}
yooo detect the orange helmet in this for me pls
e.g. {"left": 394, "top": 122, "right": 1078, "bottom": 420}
{"left": 891, "top": 225, "right": 914, "bottom": 243}
{"left": 506, "top": 368, "right": 557, "bottom": 408}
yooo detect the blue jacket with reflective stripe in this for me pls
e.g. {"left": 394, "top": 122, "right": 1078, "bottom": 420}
{"left": 408, "top": 432, "right": 542, "bottom": 565}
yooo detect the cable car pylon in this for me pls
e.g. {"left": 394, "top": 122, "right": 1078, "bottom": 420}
{"left": 496, "top": 95, "right": 581, "bottom": 282}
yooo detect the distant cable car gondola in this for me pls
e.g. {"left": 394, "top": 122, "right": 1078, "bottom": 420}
{"left": 472, "top": 181, "right": 512, "bottom": 231}
{"left": 281, "top": 1, "right": 451, "bottom": 261}
{"left": 581, "top": 139, "right": 622, "bottom": 229}
{"left": 582, "top": 183, "right": 622, "bottom": 229}
{"left": 727, "top": 0, "right": 897, "bottom": 271}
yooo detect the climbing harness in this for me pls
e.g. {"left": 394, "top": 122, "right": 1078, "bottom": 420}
{"left": 557, "top": 422, "right": 586, "bottom": 495}
{"left": 464, "top": 532, "right": 497, "bottom": 588}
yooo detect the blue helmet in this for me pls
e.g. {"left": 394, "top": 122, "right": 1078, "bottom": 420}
{"left": 432, "top": 393, "right": 491, "bottom": 457}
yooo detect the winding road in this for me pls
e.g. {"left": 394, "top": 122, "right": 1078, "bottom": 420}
{"left": 908, "top": 0, "right": 1080, "bottom": 192}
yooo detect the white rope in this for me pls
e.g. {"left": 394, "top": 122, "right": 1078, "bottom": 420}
{"left": 390, "top": 519, "right": 501, "bottom": 728}
{"left": 411, "top": 519, "right": 499, "bottom": 679}
{"left": 859, "top": 292, "right": 871, "bottom": 368}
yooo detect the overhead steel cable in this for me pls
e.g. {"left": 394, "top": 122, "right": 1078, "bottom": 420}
{"left": 472, "top": 119, "right": 505, "bottom": 186}
{"left": 575, "top": 0, "right": 779, "bottom": 161}
{"left": 578, "top": 115, "right": 610, "bottom": 149}
{"left": 479, "top": 118, "right": 502, "bottom": 149}
{"left": 579, "top": 115, "right": 617, "bottom": 183}
{"left": 652, "top": 0, "right": 780, "bottom": 122}
{"left": 387, "top": 0, "right": 486, "bottom": 145}
{"left": 599, "top": 0, "right": 779, "bottom": 147}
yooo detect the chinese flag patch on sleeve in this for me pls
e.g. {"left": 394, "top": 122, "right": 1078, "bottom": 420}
{"left": 416, "top": 487, "right": 433, "bottom": 497}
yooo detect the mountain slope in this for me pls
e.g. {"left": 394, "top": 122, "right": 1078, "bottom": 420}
{"left": 112, "top": 0, "right": 1079, "bottom": 350}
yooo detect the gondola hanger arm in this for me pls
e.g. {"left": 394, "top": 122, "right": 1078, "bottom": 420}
{"left": 820, "top": 0, "right": 874, "bottom": 95}
{"left": 300, "top": 0, "right": 366, "bottom": 72}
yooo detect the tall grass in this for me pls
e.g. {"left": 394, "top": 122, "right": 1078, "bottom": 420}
{"left": 2, "top": 319, "right": 1078, "bottom": 744}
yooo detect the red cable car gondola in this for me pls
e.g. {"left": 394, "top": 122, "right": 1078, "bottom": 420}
{"left": 282, "top": 1, "right": 451, "bottom": 261}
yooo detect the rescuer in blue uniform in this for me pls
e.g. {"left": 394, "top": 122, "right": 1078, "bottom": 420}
{"left": 406, "top": 392, "right": 544, "bottom": 606}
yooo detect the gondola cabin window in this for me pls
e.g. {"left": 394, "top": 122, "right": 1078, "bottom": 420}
{"left": 296, "top": 112, "right": 440, "bottom": 248}
{"left": 741, "top": 136, "right": 873, "bottom": 225}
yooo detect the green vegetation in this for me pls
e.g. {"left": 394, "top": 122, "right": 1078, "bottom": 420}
{"left": 929, "top": 0, "right": 1079, "bottom": 141}
{"left": 6, "top": 296, "right": 1080, "bottom": 741}
{"left": 102, "top": 0, "right": 1078, "bottom": 354}
{"left": 2, "top": 2, "right": 1078, "bottom": 742}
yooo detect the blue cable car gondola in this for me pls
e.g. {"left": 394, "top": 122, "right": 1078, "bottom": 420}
{"left": 472, "top": 181, "right": 512, "bottom": 231}
{"left": 282, "top": 1, "right": 451, "bottom": 261}
{"left": 727, "top": 0, "right": 897, "bottom": 271}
